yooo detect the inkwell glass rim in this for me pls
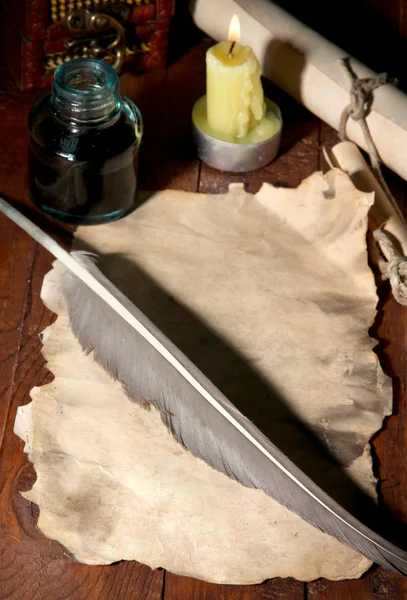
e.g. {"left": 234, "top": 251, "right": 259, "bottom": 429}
{"left": 51, "top": 58, "right": 122, "bottom": 126}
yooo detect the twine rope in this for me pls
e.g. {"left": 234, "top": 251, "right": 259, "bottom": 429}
{"left": 339, "top": 58, "right": 407, "bottom": 305}
{"left": 339, "top": 57, "right": 398, "bottom": 205}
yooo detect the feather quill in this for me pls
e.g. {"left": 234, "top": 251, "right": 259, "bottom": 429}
{"left": 2, "top": 197, "right": 407, "bottom": 573}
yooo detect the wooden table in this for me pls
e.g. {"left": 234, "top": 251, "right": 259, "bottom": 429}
{"left": 1, "top": 2, "right": 407, "bottom": 597}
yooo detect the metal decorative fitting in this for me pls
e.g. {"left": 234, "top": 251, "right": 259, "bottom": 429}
{"left": 64, "top": 8, "right": 128, "bottom": 74}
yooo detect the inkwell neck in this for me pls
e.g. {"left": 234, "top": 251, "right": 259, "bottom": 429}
{"left": 51, "top": 58, "right": 122, "bottom": 126}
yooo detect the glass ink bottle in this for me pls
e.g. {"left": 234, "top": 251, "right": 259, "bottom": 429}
{"left": 28, "top": 58, "right": 143, "bottom": 225}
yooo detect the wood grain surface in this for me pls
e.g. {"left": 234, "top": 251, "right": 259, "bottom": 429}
{"left": 1, "top": 0, "right": 407, "bottom": 597}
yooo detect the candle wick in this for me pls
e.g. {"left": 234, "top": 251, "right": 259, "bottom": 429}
{"left": 228, "top": 41, "right": 236, "bottom": 58}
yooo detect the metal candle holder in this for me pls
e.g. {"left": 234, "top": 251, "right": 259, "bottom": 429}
{"left": 192, "top": 96, "right": 282, "bottom": 173}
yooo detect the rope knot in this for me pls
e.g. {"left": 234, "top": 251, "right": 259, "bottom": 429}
{"left": 348, "top": 74, "right": 388, "bottom": 121}
{"left": 373, "top": 228, "right": 407, "bottom": 305}
{"left": 339, "top": 58, "right": 396, "bottom": 140}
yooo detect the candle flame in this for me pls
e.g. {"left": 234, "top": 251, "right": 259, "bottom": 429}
{"left": 228, "top": 14, "right": 240, "bottom": 43}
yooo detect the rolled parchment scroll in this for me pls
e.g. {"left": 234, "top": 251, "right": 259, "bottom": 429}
{"left": 332, "top": 141, "right": 407, "bottom": 305}
{"left": 190, "top": 0, "right": 407, "bottom": 183}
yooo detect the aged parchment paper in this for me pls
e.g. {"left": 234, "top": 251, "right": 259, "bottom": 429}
{"left": 15, "top": 171, "right": 392, "bottom": 583}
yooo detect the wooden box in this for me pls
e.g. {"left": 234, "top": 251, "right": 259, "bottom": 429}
{"left": 0, "top": 0, "right": 175, "bottom": 90}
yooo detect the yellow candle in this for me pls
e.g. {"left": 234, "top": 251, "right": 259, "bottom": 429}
{"left": 206, "top": 17, "right": 265, "bottom": 139}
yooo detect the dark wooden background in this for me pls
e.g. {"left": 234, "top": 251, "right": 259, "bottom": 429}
{"left": 1, "top": 0, "right": 407, "bottom": 598}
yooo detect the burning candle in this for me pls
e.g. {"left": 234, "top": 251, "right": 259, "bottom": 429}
{"left": 192, "top": 14, "right": 282, "bottom": 171}
{"left": 206, "top": 15, "right": 265, "bottom": 138}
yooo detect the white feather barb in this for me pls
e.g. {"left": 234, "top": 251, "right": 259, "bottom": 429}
{"left": 1, "top": 197, "right": 407, "bottom": 574}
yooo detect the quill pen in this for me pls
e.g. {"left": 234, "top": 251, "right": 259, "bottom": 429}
{"left": 2, "top": 197, "right": 407, "bottom": 573}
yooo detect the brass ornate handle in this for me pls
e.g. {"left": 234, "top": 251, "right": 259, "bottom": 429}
{"left": 64, "top": 9, "right": 127, "bottom": 74}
